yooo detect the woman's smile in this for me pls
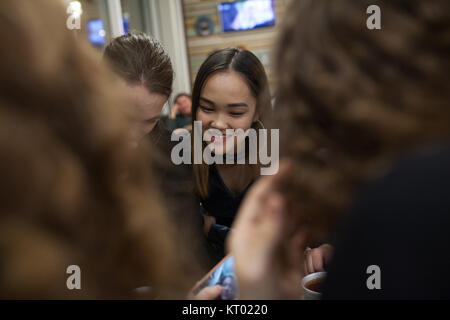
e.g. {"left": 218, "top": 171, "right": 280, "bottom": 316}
{"left": 210, "top": 133, "right": 232, "bottom": 143}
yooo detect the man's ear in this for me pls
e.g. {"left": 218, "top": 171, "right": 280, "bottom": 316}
{"left": 253, "top": 112, "right": 259, "bottom": 122}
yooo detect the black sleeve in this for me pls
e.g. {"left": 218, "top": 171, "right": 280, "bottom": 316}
{"left": 198, "top": 199, "right": 231, "bottom": 265}
{"left": 207, "top": 224, "right": 230, "bottom": 246}
{"left": 322, "top": 145, "right": 450, "bottom": 299}
{"left": 205, "top": 224, "right": 230, "bottom": 263}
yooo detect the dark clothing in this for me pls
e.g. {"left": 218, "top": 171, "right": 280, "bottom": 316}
{"left": 148, "top": 119, "right": 174, "bottom": 150}
{"left": 162, "top": 114, "right": 192, "bottom": 132}
{"left": 146, "top": 120, "right": 211, "bottom": 276}
{"left": 200, "top": 164, "right": 254, "bottom": 262}
{"left": 322, "top": 143, "right": 450, "bottom": 299}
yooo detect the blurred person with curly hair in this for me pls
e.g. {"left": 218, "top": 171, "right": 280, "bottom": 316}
{"left": 0, "top": 0, "right": 193, "bottom": 299}
{"left": 229, "top": 0, "right": 450, "bottom": 299}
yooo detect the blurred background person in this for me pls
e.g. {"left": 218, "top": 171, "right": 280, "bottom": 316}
{"left": 165, "top": 93, "right": 193, "bottom": 132}
{"left": 229, "top": 0, "right": 450, "bottom": 299}
{"left": 0, "top": 0, "right": 194, "bottom": 299}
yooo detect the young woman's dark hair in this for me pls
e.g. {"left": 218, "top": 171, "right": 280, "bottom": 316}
{"left": 104, "top": 32, "right": 173, "bottom": 97}
{"left": 191, "top": 48, "right": 272, "bottom": 199}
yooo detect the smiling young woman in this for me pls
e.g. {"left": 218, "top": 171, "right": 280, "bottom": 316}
{"left": 191, "top": 48, "right": 272, "bottom": 262}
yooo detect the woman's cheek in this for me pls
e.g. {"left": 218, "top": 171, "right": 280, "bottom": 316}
{"left": 230, "top": 118, "right": 253, "bottom": 131}
{"left": 196, "top": 111, "right": 210, "bottom": 125}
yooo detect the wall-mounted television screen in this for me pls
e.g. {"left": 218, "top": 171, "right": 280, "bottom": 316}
{"left": 218, "top": 0, "right": 275, "bottom": 32}
{"left": 87, "top": 19, "right": 106, "bottom": 47}
{"left": 87, "top": 18, "right": 130, "bottom": 47}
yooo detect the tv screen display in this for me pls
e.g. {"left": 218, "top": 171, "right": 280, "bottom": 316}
{"left": 218, "top": 0, "right": 275, "bottom": 32}
{"left": 87, "top": 18, "right": 130, "bottom": 47}
{"left": 87, "top": 19, "right": 106, "bottom": 47}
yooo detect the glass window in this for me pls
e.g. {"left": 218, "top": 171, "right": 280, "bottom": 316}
{"left": 121, "top": 0, "right": 146, "bottom": 33}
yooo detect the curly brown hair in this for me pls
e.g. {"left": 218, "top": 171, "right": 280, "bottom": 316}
{"left": 0, "top": 0, "right": 184, "bottom": 298}
{"left": 275, "top": 0, "right": 450, "bottom": 238}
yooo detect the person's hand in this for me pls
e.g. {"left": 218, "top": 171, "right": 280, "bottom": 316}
{"left": 203, "top": 214, "right": 216, "bottom": 236}
{"left": 304, "top": 244, "right": 334, "bottom": 275}
{"left": 169, "top": 104, "right": 179, "bottom": 119}
{"left": 190, "top": 285, "right": 222, "bottom": 300}
{"left": 227, "top": 161, "right": 307, "bottom": 300}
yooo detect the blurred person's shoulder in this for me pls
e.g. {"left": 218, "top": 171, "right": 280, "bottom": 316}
{"left": 322, "top": 142, "right": 450, "bottom": 299}
{"left": 379, "top": 142, "right": 450, "bottom": 187}
{"left": 349, "top": 141, "right": 450, "bottom": 220}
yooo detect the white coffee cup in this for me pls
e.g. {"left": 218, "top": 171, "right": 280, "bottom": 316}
{"left": 301, "top": 272, "right": 326, "bottom": 300}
